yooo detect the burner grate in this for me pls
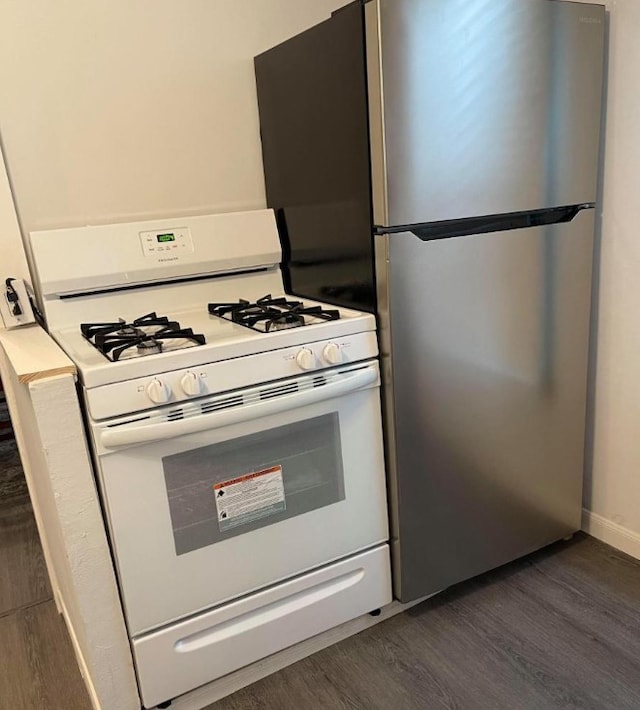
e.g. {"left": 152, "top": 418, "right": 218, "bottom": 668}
{"left": 208, "top": 295, "right": 340, "bottom": 333}
{"left": 80, "top": 312, "right": 206, "bottom": 361}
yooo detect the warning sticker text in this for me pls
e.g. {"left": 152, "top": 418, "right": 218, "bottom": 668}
{"left": 213, "top": 465, "right": 286, "bottom": 532}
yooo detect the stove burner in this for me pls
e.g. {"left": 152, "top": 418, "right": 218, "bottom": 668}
{"left": 136, "top": 338, "right": 164, "bottom": 354}
{"left": 80, "top": 312, "right": 206, "bottom": 361}
{"left": 208, "top": 295, "right": 340, "bottom": 333}
{"left": 118, "top": 325, "right": 146, "bottom": 338}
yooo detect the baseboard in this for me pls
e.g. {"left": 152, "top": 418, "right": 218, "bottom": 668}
{"left": 57, "top": 594, "right": 103, "bottom": 710}
{"left": 582, "top": 508, "right": 640, "bottom": 561}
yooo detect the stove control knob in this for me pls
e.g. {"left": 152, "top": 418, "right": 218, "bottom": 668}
{"left": 295, "top": 348, "right": 316, "bottom": 370}
{"left": 180, "top": 371, "right": 203, "bottom": 397}
{"left": 147, "top": 378, "right": 171, "bottom": 404}
{"left": 322, "top": 342, "right": 342, "bottom": 365}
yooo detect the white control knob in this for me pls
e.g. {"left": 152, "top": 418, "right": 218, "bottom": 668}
{"left": 295, "top": 348, "right": 316, "bottom": 370}
{"left": 322, "top": 342, "right": 342, "bottom": 365}
{"left": 180, "top": 371, "right": 203, "bottom": 397}
{"left": 146, "top": 378, "right": 171, "bottom": 404}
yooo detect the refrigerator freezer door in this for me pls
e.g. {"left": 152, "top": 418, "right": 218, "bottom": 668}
{"left": 371, "top": 0, "right": 605, "bottom": 226}
{"left": 380, "top": 209, "right": 595, "bottom": 601}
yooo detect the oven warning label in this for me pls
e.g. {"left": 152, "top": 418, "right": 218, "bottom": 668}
{"left": 214, "top": 465, "right": 286, "bottom": 532}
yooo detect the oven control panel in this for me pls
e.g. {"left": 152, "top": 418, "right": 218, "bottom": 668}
{"left": 85, "top": 331, "right": 379, "bottom": 421}
{"left": 139, "top": 227, "right": 194, "bottom": 258}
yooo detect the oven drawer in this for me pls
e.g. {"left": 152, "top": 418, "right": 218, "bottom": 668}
{"left": 133, "top": 544, "right": 391, "bottom": 709}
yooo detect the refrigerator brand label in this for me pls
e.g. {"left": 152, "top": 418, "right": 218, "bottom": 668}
{"left": 213, "top": 465, "right": 286, "bottom": 532}
{"left": 579, "top": 16, "right": 601, "bottom": 24}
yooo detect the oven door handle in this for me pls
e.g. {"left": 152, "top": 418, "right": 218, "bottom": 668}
{"left": 99, "top": 365, "right": 379, "bottom": 450}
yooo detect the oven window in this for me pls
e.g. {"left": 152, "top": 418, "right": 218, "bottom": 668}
{"left": 163, "top": 413, "right": 345, "bottom": 555}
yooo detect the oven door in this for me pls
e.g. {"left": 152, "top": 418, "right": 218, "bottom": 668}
{"left": 92, "top": 361, "right": 388, "bottom": 636}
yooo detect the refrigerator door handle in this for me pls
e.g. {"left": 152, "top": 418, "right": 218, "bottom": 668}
{"left": 374, "top": 203, "right": 594, "bottom": 242}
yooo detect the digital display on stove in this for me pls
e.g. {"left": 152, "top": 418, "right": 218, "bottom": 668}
{"left": 157, "top": 233, "right": 176, "bottom": 243}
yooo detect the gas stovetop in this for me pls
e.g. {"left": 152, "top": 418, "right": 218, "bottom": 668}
{"left": 80, "top": 312, "right": 206, "bottom": 362}
{"left": 52, "top": 294, "right": 371, "bottom": 388}
{"left": 208, "top": 294, "right": 340, "bottom": 333}
{"left": 30, "top": 210, "right": 376, "bottom": 390}
{"left": 79, "top": 295, "right": 342, "bottom": 362}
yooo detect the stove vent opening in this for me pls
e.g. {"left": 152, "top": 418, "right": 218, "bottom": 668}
{"left": 201, "top": 394, "right": 244, "bottom": 415}
{"left": 167, "top": 408, "right": 184, "bottom": 421}
{"left": 313, "top": 375, "right": 328, "bottom": 388}
{"left": 259, "top": 381, "right": 299, "bottom": 401}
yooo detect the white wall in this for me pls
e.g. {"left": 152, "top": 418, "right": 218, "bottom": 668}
{"left": 0, "top": 148, "right": 30, "bottom": 327}
{"left": 0, "top": 148, "right": 29, "bottom": 279}
{"left": 0, "top": 0, "right": 345, "bottom": 237}
{"left": 583, "top": 0, "right": 640, "bottom": 556}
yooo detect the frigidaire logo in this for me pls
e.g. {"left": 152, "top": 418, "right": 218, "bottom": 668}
{"left": 158, "top": 257, "right": 179, "bottom": 263}
{"left": 580, "top": 16, "right": 601, "bottom": 24}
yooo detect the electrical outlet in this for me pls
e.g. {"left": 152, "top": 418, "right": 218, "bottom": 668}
{"left": 0, "top": 278, "right": 36, "bottom": 329}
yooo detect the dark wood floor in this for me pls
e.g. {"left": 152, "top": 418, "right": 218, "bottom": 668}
{"left": 0, "top": 495, "right": 51, "bottom": 615}
{"left": 212, "top": 534, "right": 640, "bottom": 710}
{"left": 1, "top": 447, "right": 640, "bottom": 710}
{"left": 0, "top": 597, "right": 90, "bottom": 710}
{"left": 0, "top": 472, "right": 91, "bottom": 710}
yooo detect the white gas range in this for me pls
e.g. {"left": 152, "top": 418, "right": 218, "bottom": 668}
{"left": 29, "top": 209, "right": 391, "bottom": 709}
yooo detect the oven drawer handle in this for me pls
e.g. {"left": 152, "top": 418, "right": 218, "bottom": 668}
{"left": 100, "top": 365, "right": 379, "bottom": 449}
{"left": 174, "top": 568, "right": 365, "bottom": 654}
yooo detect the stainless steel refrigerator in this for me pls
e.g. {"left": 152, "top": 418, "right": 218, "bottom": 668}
{"left": 255, "top": 0, "right": 606, "bottom": 602}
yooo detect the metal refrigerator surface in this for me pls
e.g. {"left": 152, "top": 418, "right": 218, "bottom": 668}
{"left": 373, "top": 0, "right": 605, "bottom": 225}
{"left": 255, "top": 0, "right": 606, "bottom": 602}
{"left": 368, "top": 0, "right": 605, "bottom": 599}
